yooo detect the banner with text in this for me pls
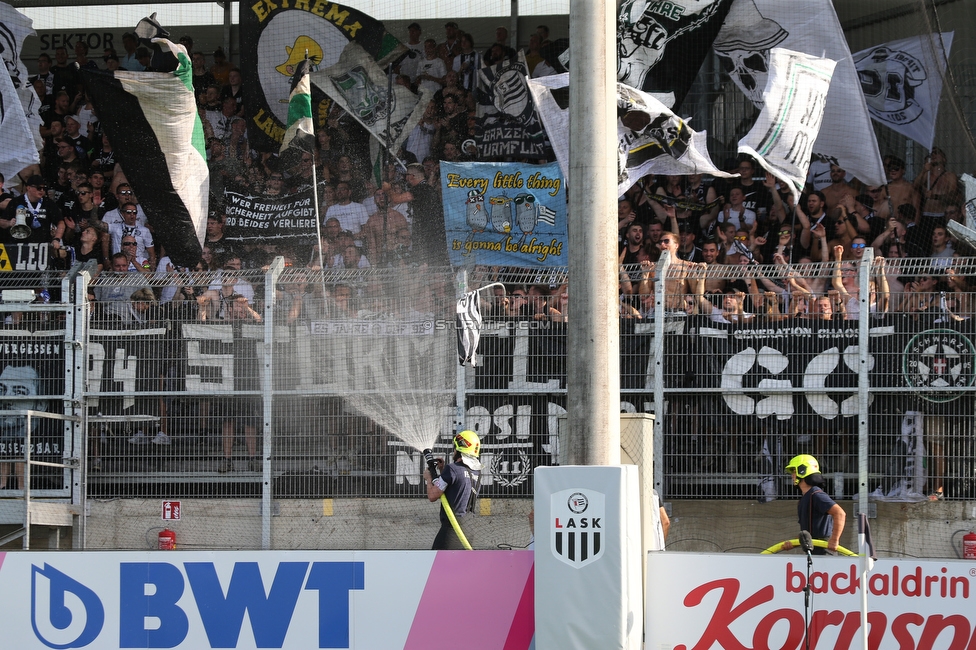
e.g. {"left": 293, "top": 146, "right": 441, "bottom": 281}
{"left": 440, "top": 161, "right": 567, "bottom": 267}
{"left": 223, "top": 189, "right": 318, "bottom": 241}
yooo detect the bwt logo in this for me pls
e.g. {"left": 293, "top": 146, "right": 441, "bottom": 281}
{"left": 30, "top": 561, "right": 365, "bottom": 648}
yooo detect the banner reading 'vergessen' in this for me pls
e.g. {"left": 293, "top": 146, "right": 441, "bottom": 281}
{"left": 223, "top": 189, "right": 317, "bottom": 241}
{"left": 441, "top": 161, "right": 567, "bottom": 267}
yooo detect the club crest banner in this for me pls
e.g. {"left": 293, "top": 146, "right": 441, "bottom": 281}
{"left": 441, "top": 161, "right": 566, "bottom": 267}
{"left": 475, "top": 53, "right": 552, "bottom": 160}
{"left": 853, "top": 32, "right": 953, "bottom": 151}
{"left": 240, "top": 1, "right": 403, "bottom": 152}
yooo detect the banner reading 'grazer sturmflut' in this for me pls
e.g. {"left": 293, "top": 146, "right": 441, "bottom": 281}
{"left": 240, "top": 0, "right": 403, "bottom": 152}
{"left": 441, "top": 161, "right": 566, "bottom": 267}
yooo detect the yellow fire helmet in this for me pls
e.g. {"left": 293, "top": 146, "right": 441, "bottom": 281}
{"left": 454, "top": 430, "right": 481, "bottom": 458}
{"left": 785, "top": 454, "right": 820, "bottom": 485}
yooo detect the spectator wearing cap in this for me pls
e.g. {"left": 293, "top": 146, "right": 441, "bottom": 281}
{"left": 178, "top": 34, "right": 194, "bottom": 54}
{"left": 677, "top": 222, "right": 704, "bottom": 262}
{"left": 210, "top": 47, "right": 233, "bottom": 86}
{"left": 104, "top": 54, "right": 120, "bottom": 72}
{"left": 0, "top": 175, "right": 61, "bottom": 246}
{"left": 119, "top": 32, "right": 141, "bottom": 71}
{"left": 883, "top": 155, "right": 920, "bottom": 217}
{"left": 400, "top": 22, "right": 424, "bottom": 80}
{"left": 822, "top": 163, "right": 856, "bottom": 213}
{"left": 109, "top": 202, "right": 155, "bottom": 268}
{"left": 438, "top": 21, "right": 461, "bottom": 69}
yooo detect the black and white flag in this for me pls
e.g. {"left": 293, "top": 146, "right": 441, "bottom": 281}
{"left": 739, "top": 48, "right": 836, "bottom": 196}
{"left": 528, "top": 74, "right": 733, "bottom": 195}
{"left": 456, "top": 290, "right": 482, "bottom": 367}
{"left": 715, "top": 0, "right": 886, "bottom": 187}
{"left": 853, "top": 33, "right": 953, "bottom": 151}
{"left": 616, "top": 0, "right": 734, "bottom": 109}
{"left": 0, "top": 2, "right": 40, "bottom": 179}
{"left": 475, "top": 52, "right": 551, "bottom": 160}
{"left": 312, "top": 42, "right": 431, "bottom": 156}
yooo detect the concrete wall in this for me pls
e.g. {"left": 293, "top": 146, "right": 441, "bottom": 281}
{"left": 70, "top": 497, "right": 976, "bottom": 559}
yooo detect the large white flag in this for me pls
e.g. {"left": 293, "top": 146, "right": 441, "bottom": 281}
{"left": 714, "top": 0, "right": 885, "bottom": 187}
{"left": 739, "top": 48, "right": 836, "bottom": 196}
{"left": 312, "top": 42, "right": 431, "bottom": 157}
{"left": 0, "top": 3, "right": 42, "bottom": 152}
{"left": 853, "top": 33, "right": 953, "bottom": 151}
{"left": 528, "top": 73, "right": 734, "bottom": 196}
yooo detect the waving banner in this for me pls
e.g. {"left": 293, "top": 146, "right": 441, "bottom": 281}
{"left": 738, "top": 48, "right": 837, "bottom": 196}
{"left": 853, "top": 32, "right": 953, "bottom": 151}
{"left": 441, "top": 161, "right": 566, "bottom": 267}
{"left": 529, "top": 74, "right": 734, "bottom": 195}
{"left": 240, "top": 0, "right": 404, "bottom": 152}
{"left": 312, "top": 42, "right": 431, "bottom": 156}
{"left": 616, "top": 0, "right": 734, "bottom": 109}
{"left": 715, "top": 0, "right": 886, "bottom": 187}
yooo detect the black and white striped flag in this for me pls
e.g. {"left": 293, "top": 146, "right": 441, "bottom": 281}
{"left": 456, "top": 290, "right": 483, "bottom": 367}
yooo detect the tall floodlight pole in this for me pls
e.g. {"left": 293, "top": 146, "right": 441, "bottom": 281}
{"left": 566, "top": 0, "right": 620, "bottom": 466}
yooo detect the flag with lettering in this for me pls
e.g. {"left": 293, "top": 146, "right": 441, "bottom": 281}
{"left": 617, "top": 0, "right": 734, "bottom": 109}
{"left": 475, "top": 52, "right": 552, "bottom": 160}
{"left": 240, "top": 0, "right": 404, "bottom": 152}
{"left": 853, "top": 33, "right": 953, "bottom": 151}
{"left": 311, "top": 42, "right": 431, "bottom": 156}
{"left": 738, "top": 48, "right": 837, "bottom": 196}
{"left": 441, "top": 161, "right": 567, "bottom": 267}
{"left": 714, "top": 0, "right": 886, "bottom": 187}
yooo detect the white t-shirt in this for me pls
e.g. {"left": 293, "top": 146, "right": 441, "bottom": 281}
{"left": 325, "top": 201, "right": 370, "bottom": 235}
{"left": 414, "top": 57, "right": 446, "bottom": 95}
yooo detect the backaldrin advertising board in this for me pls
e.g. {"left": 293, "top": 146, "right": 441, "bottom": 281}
{"left": 647, "top": 553, "right": 976, "bottom": 650}
{"left": 0, "top": 550, "right": 535, "bottom": 649}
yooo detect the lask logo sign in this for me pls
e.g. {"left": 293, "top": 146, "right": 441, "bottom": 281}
{"left": 31, "top": 564, "right": 105, "bottom": 649}
{"left": 551, "top": 489, "right": 605, "bottom": 568}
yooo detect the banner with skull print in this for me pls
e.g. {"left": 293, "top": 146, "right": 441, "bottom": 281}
{"left": 738, "top": 48, "right": 837, "bottom": 196}
{"left": 616, "top": 0, "right": 734, "bottom": 109}
{"left": 528, "top": 73, "right": 733, "bottom": 195}
{"left": 474, "top": 53, "right": 552, "bottom": 160}
{"left": 853, "top": 33, "right": 953, "bottom": 152}
{"left": 714, "top": 0, "right": 886, "bottom": 187}
{"left": 440, "top": 161, "right": 566, "bottom": 267}
{"left": 312, "top": 42, "right": 433, "bottom": 156}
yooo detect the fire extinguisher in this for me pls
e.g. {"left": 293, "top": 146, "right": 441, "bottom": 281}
{"left": 964, "top": 532, "right": 976, "bottom": 560}
{"left": 158, "top": 528, "right": 176, "bottom": 550}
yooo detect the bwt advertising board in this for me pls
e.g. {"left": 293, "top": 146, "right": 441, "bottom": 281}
{"left": 0, "top": 550, "right": 534, "bottom": 649}
{"left": 647, "top": 553, "right": 976, "bottom": 650}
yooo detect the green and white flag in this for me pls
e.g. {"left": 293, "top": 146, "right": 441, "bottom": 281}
{"left": 280, "top": 58, "right": 315, "bottom": 155}
{"left": 312, "top": 42, "right": 431, "bottom": 155}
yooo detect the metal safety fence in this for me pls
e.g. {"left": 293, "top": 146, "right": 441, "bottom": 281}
{"left": 2, "top": 256, "right": 975, "bottom": 511}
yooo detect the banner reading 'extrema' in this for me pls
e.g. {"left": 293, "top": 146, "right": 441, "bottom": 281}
{"left": 441, "top": 161, "right": 567, "bottom": 267}
{"left": 240, "top": 0, "right": 403, "bottom": 152}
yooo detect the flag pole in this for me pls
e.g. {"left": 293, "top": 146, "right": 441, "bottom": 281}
{"left": 304, "top": 52, "right": 328, "bottom": 301}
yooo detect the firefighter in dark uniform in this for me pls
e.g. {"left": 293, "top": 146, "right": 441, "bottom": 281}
{"left": 424, "top": 430, "right": 482, "bottom": 549}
